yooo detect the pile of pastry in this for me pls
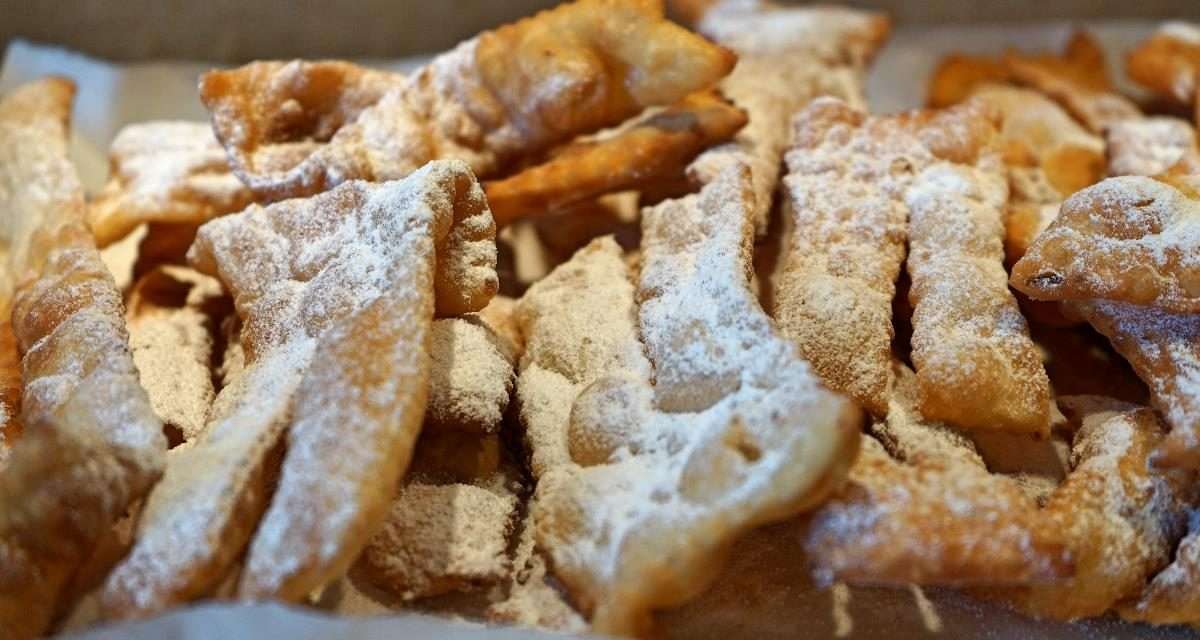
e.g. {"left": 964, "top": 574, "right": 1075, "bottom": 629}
{"left": 2, "top": 0, "right": 1200, "bottom": 637}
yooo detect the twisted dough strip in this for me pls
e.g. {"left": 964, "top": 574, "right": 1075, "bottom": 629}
{"left": 684, "top": 0, "right": 890, "bottom": 234}
{"left": 101, "top": 161, "right": 496, "bottom": 616}
{"left": 201, "top": 0, "right": 735, "bottom": 201}
{"left": 903, "top": 99, "right": 1050, "bottom": 435}
{"left": 534, "top": 163, "right": 860, "bottom": 634}
{"left": 0, "top": 78, "right": 166, "bottom": 639}
{"left": 86, "top": 121, "right": 255, "bottom": 247}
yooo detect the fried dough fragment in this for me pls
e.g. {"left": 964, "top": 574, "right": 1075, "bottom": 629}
{"left": 805, "top": 367, "right": 1069, "bottom": 587}
{"left": 1004, "top": 31, "right": 1142, "bottom": 133}
{"left": 534, "top": 164, "right": 861, "bottom": 634}
{"left": 101, "top": 161, "right": 496, "bottom": 616}
{"left": 198, "top": 60, "right": 403, "bottom": 200}
{"left": 901, "top": 99, "right": 1050, "bottom": 435}
{"left": 959, "top": 85, "right": 1105, "bottom": 264}
{"left": 776, "top": 98, "right": 914, "bottom": 416}
{"left": 1105, "top": 117, "right": 1198, "bottom": 178}
{"left": 0, "top": 78, "right": 167, "bottom": 639}
{"left": 1122, "top": 512, "right": 1200, "bottom": 625}
{"left": 126, "top": 266, "right": 228, "bottom": 444}
{"left": 686, "top": 1, "right": 890, "bottom": 234}
{"left": 1011, "top": 177, "right": 1200, "bottom": 313}
{"left": 1127, "top": 22, "right": 1200, "bottom": 116}
{"left": 483, "top": 91, "right": 746, "bottom": 227}
{"left": 926, "top": 32, "right": 1140, "bottom": 134}
{"left": 425, "top": 315, "right": 516, "bottom": 435}
{"left": 1073, "top": 300, "right": 1200, "bottom": 468}
{"left": 86, "top": 121, "right": 255, "bottom": 247}
{"left": 202, "top": 0, "right": 735, "bottom": 201}
{"left": 0, "top": 318, "right": 20, "bottom": 470}
{"left": 988, "top": 397, "right": 1196, "bottom": 620}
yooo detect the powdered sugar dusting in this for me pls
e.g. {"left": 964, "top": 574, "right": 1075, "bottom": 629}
{"left": 1105, "top": 117, "right": 1198, "bottom": 178}
{"left": 1012, "top": 176, "right": 1200, "bottom": 313}
{"left": 691, "top": 3, "right": 888, "bottom": 234}
{"left": 531, "top": 164, "right": 858, "bottom": 634}
{"left": 425, "top": 316, "right": 516, "bottom": 434}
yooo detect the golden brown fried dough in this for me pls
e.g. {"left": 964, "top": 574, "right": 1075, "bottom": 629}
{"left": 1122, "top": 517, "right": 1200, "bottom": 625}
{"left": 0, "top": 78, "right": 167, "bottom": 639}
{"left": 902, "top": 100, "right": 1051, "bottom": 435}
{"left": 990, "top": 397, "right": 1196, "bottom": 620}
{"left": 927, "top": 54, "right": 1012, "bottom": 108}
{"left": 483, "top": 91, "right": 746, "bottom": 227}
{"left": 425, "top": 315, "right": 516, "bottom": 435}
{"left": 688, "top": 1, "right": 890, "bottom": 233}
{"left": 1127, "top": 22, "right": 1200, "bottom": 114}
{"left": 1012, "top": 176, "right": 1200, "bottom": 313}
{"left": 533, "top": 164, "right": 860, "bottom": 634}
{"left": 1105, "top": 117, "right": 1198, "bottom": 178}
{"left": 777, "top": 98, "right": 914, "bottom": 416}
{"left": 101, "top": 161, "right": 496, "bottom": 617}
{"left": 86, "top": 121, "right": 255, "bottom": 247}
{"left": 1004, "top": 31, "right": 1142, "bottom": 133}
{"left": 202, "top": 0, "right": 735, "bottom": 201}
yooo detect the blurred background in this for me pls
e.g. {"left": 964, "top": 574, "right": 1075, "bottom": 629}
{"left": 2, "top": 0, "right": 1199, "bottom": 63}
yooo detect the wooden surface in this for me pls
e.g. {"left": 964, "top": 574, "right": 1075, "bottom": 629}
{"left": 1, "top": 0, "right": 1198, "bottom": 63}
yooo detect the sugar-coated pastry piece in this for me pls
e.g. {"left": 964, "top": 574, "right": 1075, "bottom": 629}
{"left": 514, "top": 236, "right": 652, "bottom": 479}
{"left": 358, "top": 482, "right": 518, "bottom": 601}
{"left": 86, "top": 121, "right": 255, "bottom": 247}
{"left": 483, "top": 91, "right": 746, "bottom": 227}
{"left": 1127, "top": 22, "right": 1200, "bottom": 112}
{"left": 126, "top": 266, "right": 228, "bottom": 444}
{"left": 199, "top": 61, "right": 403, "bottom": 200}
{"left": 0, "top": 78, "right": 167, "bottom": 639}
{"left": 904, "top": 99, "right": 1050, "bottom": 435}
{"left": 1105, "top": 117, "right": 1198, "bottom": 177}
{"left": 488, "top": 510, "right": 588, "bottom": 633}
{"left": 964, "top": 85, "right": 1104, "bottom": 264}
{"left": 101, "top": 161, "right": 496, "bottom": 616}
{"left": 202, "top": 0, "right": 735, "bottom": 201}
{"left": 1073, "top": 300, "right": 1200, "bottom": 468}
{"left": 1011, "top": 177, "right": 1200, "bottom": 313}
{"left": 534, "top": 164, "right": 860, "bottom": 634}
{"left": 425, "top": 315, "right": 516, "bottom": 434}
{"left": 777, "top": 98, "right": 914, "bottom": 416}
{"left": 806, "top": 367, "right": 1069, "bottom": 587}
{"left": 1122, "top": 516, "right": 1200, "bottom": 625}
{"left": 1004, "top": 31, "right": 1142, "bottom": 133}
{"left": 0, "top": 318, "right": 21, "bottom": 471}
{"left": 927, "top": 54, "right": 1011, "bottom": 108}
{"left": 686, "top": 0, "right": 890, "bottom": 233}
{"left": 989, "top": 397, "right": 1196, "bottom": 620}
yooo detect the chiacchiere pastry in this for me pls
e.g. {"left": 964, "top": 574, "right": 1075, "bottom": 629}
{"left": 16, "top": 1, "right": 1200, "bottom": 637}
{"left": 0, "top": 78, "right": 167, "bottom": 639}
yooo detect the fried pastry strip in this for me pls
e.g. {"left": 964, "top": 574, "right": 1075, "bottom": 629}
{"left": 777, "top": 98, "right": 914, "bottom": 416}
{"left": 1105, "top": 117, "right": 1198, "bottom": 178}
{"left": 86, "top": 121, "right": 255, "bottom": 247}
{"left": 1004, "top": 31, "right": 1142, "bottom": 133}
{"left": 1011, "top": 177, "right": 1200, "bottom": 313}
{"left": 0, "top": 318, "right": 20, "bottom": 470}
{"left": 126, "top": 266, "right": 227, "bottom": 444}
{"left": 424, "top": 315, "right": 517, "bottom": 435}
{"left": 202, "top": 0, "right": 735, "bottom": 201}
{"left": 535, "top": 164, "right": 861, "bottom": 634}
{"left": 926, "top": 32, "right": 1140, "bottom": 134}
{"left": 1122, "top": 514, "right": 1200, "bottom": 625}
{"left": 964, "top": 85, "right": 1104, "bottom": 263}
{"left": 904, "top": 100, "right": 1050, "bottom": 435}
{"left": 686, "top": 1, "right": 890, "bottom": 233}
{"left": 0, "top": 78, "right": 167, "bottom": 639}
{"left": 101, "top": 161, "right": 496, "bottom": 616}
{"left": 990, "top": 397, "right": 1195, "bottom": 620}
{"left": 483, "top": 91, "right": 746, "bottom": 227}
{"left": 1073, "top": 300, "right": 1200, "bottom": 468}
{"left": 805, "top": 366, "right": 1069, "bottom": 587}
{"left": 1127, "top": 22, "right": 1200, "bottom": 121}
